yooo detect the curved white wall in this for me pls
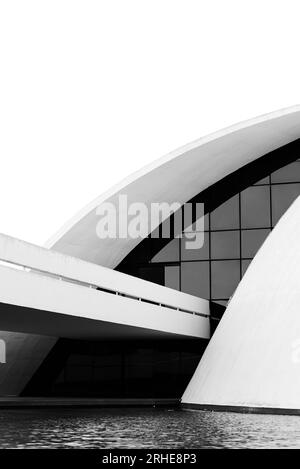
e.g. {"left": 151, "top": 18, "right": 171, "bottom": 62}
{"left": 47, "top": 106, "right": 300, "bottom": 268}
{"left": 182, "top": 196, "right": 300, "bottom": 412}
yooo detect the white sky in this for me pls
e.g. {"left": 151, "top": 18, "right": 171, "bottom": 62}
{"left": 0, "top": 0, "right": 299, "bottom": 246}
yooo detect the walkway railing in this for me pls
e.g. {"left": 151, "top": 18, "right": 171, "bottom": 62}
{"left": 0, "top": 234, "right": 210, "bottom": 319}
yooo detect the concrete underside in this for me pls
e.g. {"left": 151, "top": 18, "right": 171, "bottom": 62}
{"left": 0, "top": 301, "right": 197, "bottom": 341}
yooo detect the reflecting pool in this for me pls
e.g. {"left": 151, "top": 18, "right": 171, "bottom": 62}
{"left": 0, "top": 407, "right": 299, "bottom": 448}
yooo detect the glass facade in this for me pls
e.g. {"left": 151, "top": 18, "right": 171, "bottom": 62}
{"left": 22, "top": 338, "right": 206, "bottom": 398}
{"left": 120, "top": 154, "right": 300, "bottom": 308}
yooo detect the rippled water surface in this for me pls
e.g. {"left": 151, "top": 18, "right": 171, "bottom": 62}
{"left": 0, "top": 407, "right": 300, "bottom": 448}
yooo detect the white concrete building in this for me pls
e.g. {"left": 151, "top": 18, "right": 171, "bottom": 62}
{"left": 0, "top": 106, "right": 300, "bottom": 411}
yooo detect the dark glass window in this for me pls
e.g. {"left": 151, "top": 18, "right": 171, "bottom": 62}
{"left": 125, "top": 349, "right": 153, "bottom": 385}
{"left": 137, "top": 266, "right": 164, "bottom": 285}
{"left": 211, "top": 230, "right": 240, "bottom": 259}
{"left": 212, "top": 300, "right": 228, "bottom": 307}
{"left": 210, "top": 195, "right": 239, "bottom": 230}
{"left": 151, "top": 238, "right": 179, "bottom": 262}
{"left": 241, "top": 229, "right": 270, "bottom": 258}
{"left": 242, "top": 259, "right": 252, "bottom": 276}
{"left": 254, "top": 176, "right": 270, "bottom": 185}
{"left": 65, "top": 366, "right": 92, "bottom": 382}
{"left": 181, "top": 232, "right": 209, "bottom": 260}
{"left": 211, "top": 260, "right": 240, "bottom": 299}
{"left": 241, "top": 186, "right": 271, "bottom": 228}
{"left": 183, "top": 212, "right": 209, "bottom": 232}
{"left": 165, "top": 265, "right": 180, "bottom": 290}
{"left": 271, "top": 162, "right": 300, "bottom": 183}
{"left": 271, "top": 183, "right": 300, "bottom": 224}
{"left": 24, "top": 338, "right": 206, "bottom": 398}
{"left": 181, "top": 261, "right": 210, "bottom": 297}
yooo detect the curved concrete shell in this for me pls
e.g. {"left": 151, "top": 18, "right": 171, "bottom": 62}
{"left": 47, "top": 106, "right": 300, "bottom": 268}
{"left": 182, "top": 196, "right": 300, "bottom": 413}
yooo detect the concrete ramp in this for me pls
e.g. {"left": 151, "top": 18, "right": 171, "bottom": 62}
{"left": 0, "top": 264, "right": 209, "bottom": 340}
{"left": 0, "top": 234, "right": 210, "bottom": 340}
{"left": 0, "top": 234, "right": 210, "bottom": 396}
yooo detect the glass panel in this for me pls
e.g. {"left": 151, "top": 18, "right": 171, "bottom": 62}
{"left": 182, "top": 205, "right": 209, "bottom": 231}
{"left": 212, "top": 300, "right": 228, "bottom": 307}
{"left": 211, "top": 260, "right": 240, "bottom": 299}
{"left": 241, "top": 229, "right": 270, "bottom": 258}
{"left": 137, "top": 266, "right": 164, "bottom": 285}
{"left": 181, "top": 261, "right": 209, "bottom": 298}
{"left": 241, "top": 259, "right": 252, "bottom": 276}
{"left": 125, "top": 349, "right": 153, "bottom": 380}
{"left": 66, "top": 354, "right": 91, "bottom": 366}
{"left": 120, "top": 148, "right": 300, "bottom": 307}
{"left": 164, "top": 265, "right": 180, "bottom": 291}
{"left": 211, "top": 230, "right": 240, "bottom": 259}
{"left": 241, "top": 186, "right": 271, "bottom": 228}
{"left": 65, "top": 366, "right": 92, "bottom": 382}
{"left": 271, "top": 162, "right": 300, "bottom": 183}
{"left": 151, "top": 238, "right": 179, "bottom": 262}
{"left": 271, "top": 183, "right": 300, "bottom": 225}
{"left": 181, "top": 232, "right": 209, "bottom": 260}
{"left": 254, "top": 176, "right": 270, "bottom": 185}
{"left": 161, "top": 213, "right": 177, "bottom": 238}
{"left": 210, "top": 195, "right": 239, "bottom": 230}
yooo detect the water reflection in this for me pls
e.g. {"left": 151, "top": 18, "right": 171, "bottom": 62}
{"left": 0, "top": 408, "right": 299, "bottom": 448}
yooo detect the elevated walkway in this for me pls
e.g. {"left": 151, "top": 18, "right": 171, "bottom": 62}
{"left": 0, "top": 234, "right": 210, "bottom": 340}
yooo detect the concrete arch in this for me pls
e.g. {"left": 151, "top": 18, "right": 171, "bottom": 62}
{"left": 46, "top": 106, "right": 300, "bottom": 269}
